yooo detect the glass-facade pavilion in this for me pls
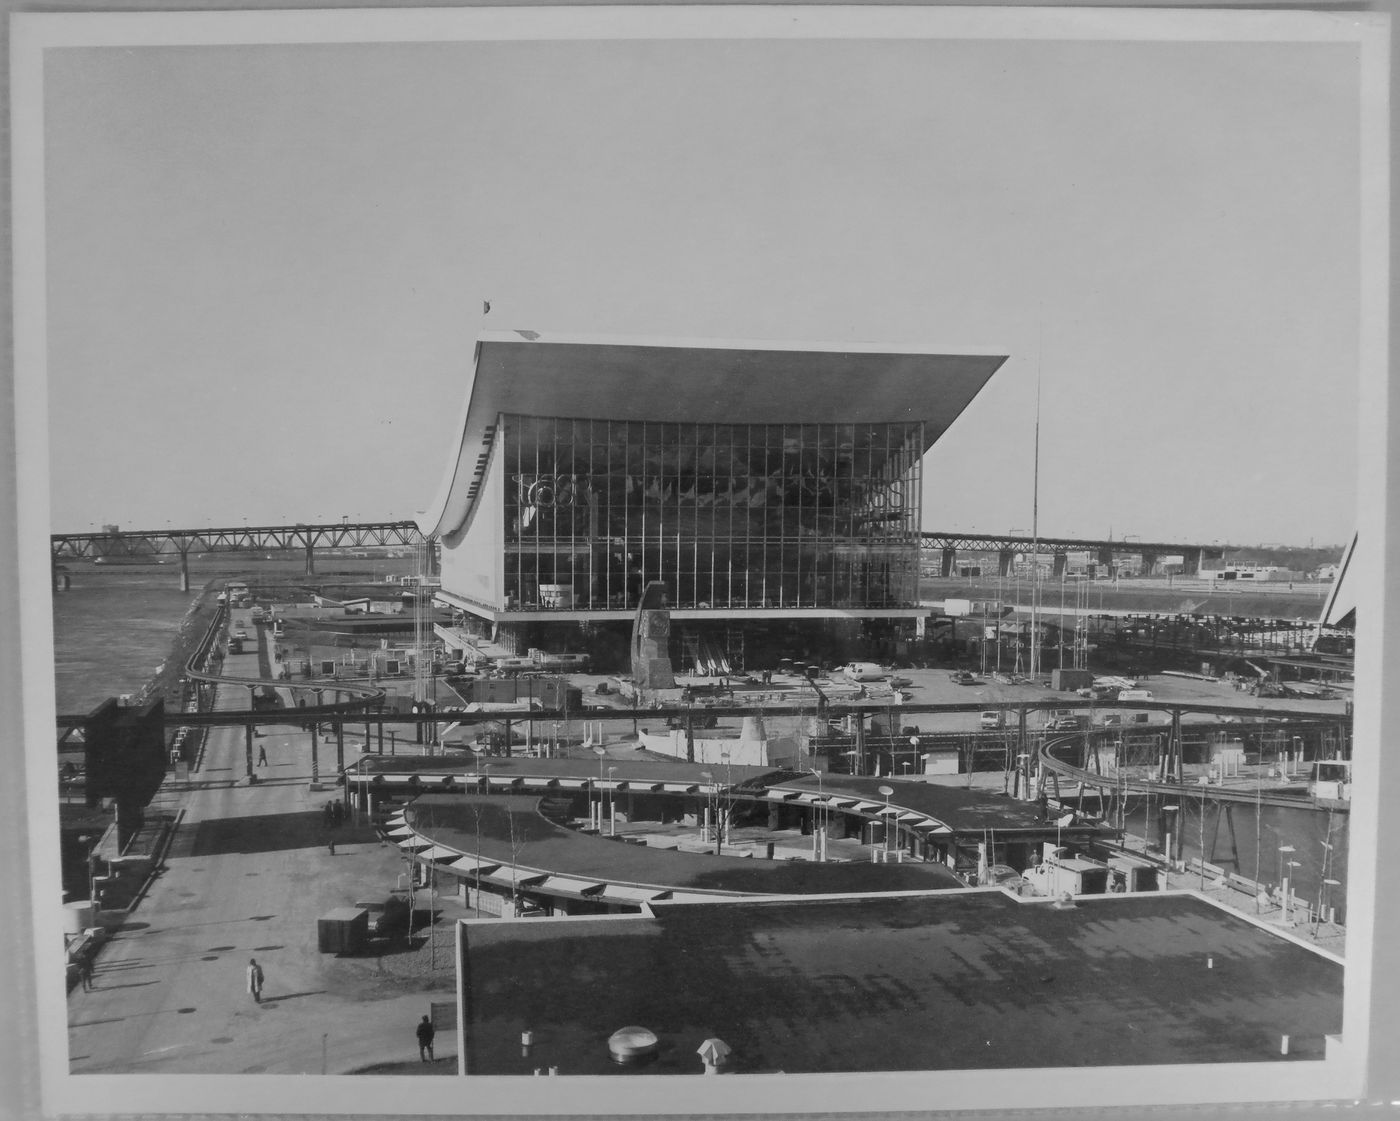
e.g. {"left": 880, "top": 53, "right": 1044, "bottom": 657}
{"left": 420, "top": 333, "right": 1007, "bottom": 661}
{"left": 502, "top": 416, "right": 926, "bottom": 612}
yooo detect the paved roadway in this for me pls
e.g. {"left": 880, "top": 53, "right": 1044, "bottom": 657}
{"left": 67, "top": 647, "right": 458, "bottom": 1075}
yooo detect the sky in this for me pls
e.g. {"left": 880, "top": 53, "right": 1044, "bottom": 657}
{"left": 37, "top": 29, "right": 1363, "bottom": 548}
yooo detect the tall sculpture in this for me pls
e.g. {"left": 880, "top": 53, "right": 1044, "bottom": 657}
{"left": 631, "top": 581, "right": 676, "bottom": 690}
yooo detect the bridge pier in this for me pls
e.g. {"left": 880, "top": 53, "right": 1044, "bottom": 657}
{"left": 304, "top": 542, "right": 316, "bottom": 576}
{"left": 941, "top": 548, "right": 956, "bottom": 578}
{"left": 998, "top": 550, "right": 1014, "bottom": 577}
{"left": 178, "top": 549, "right": 190, "bottom": 593}
{"left": 1051, "top": 553, "right": 1067, "bottom": 579}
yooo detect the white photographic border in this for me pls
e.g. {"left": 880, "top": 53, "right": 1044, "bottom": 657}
{"left": 5, "top": 5, "right": 1391, "bottom": 1117}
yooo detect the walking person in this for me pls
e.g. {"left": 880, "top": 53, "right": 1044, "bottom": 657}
{"left": 256, "top": 742, "right": 268, "bottom": 767}
{"left": 77, "top": 955, "right": 94, "bottom": 992}
{"left": 247, "top": 958, "right": 265, "bottom": 1003}
{"left": 416, "top": 1014, "right": 435, "bottom": 1062}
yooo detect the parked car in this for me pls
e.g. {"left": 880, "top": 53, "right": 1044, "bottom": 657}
{"left": 949, "top": 671, "right": 980, "bottom": 686}
{"left": 1044, "top": 715, "right": 1086, "bottom": 732}
{"left": 979, "top": 710, "right": 1006, "bottom": 729}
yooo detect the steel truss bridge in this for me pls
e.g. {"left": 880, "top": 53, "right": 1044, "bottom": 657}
{"left": 50, "top": 520, "right": 425, "bottom": 591}
{"left": 49, "top": 520, "right": 1221, "bottom": 591}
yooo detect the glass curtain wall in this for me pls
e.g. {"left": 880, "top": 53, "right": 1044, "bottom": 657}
{"left": 501, "top": 415, "right": 924, "bottom": 612}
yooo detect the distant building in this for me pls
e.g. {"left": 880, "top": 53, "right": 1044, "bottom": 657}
{"left": 1200, "top": 564, "right": 1299, "bottom": 583}
{"left": 418, "top": 333, "right": 1007, "bottom": 668}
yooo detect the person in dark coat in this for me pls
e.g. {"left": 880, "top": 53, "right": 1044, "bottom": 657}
{"left": 416, "top": 1014, "right": 435, "bottom": 1062}
{"left": 77, "top": 955, "right": 94, "bottom": 992}
{"left": 247, "top": 958, "right": 264, "bottom": 1003}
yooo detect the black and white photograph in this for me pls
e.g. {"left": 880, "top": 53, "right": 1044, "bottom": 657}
{"left": 5, "top": 6, "right": 1392, "bottom": 1117}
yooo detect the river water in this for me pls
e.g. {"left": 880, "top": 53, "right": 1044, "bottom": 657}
{"left": 50, "top": 556, "right": 409, "bottom": 713}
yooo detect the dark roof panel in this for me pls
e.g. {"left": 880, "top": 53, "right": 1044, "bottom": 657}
{"left": 461, "top": 891, "right": 1344, "bottom": 1075}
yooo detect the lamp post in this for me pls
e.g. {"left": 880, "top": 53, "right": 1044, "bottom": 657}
{"left": 1160, "top": 803, "right": 1179, "bottom": 874}
{"left": 474, "top": 764, "right": 491, "bottom": 917}
{"left": 806, "top": 767, "right": 825, "bottom": 862}
{"left": 592, "top": 745, "right": 606, "bottom": 832}
{"left": 1277, "top": 844, "right": 1296, "bottom": 912}
{"left": 1314, "top": 840, "right": 1335, "bottom": 930}
{"left": 700, "top": 770, "right": 717, "bottom": 854}
{"left": 1283, "top": 860, "right": 1302, "bottom": 922}
{"left": 1321, "top": 878, "right": 1341, "bottom": 929}
{"left": 1197, "top": 775, "right": 1210, "bottom": 890}
{"left": 607, "top": 766, "right": 618, "bottom": 836}
{"left": 877, "top": 784, "right": 894, "bottom": 859}
{"left": 720, "top": 751, "right": 732, "bottom": 848}
{"left": 552, "top": 721, "right": 561, "bottom": 760}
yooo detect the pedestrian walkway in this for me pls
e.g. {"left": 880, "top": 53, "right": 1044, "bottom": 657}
{"left": 67, "top": 644, "right": 461, "bottom": 1075}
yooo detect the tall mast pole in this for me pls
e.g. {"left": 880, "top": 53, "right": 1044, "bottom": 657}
{"left": 1031, "top": 331, "right": 1043, "bottom": 680}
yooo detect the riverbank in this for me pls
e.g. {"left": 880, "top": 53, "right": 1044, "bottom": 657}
{"left": 128, "top": 580, "right": 223, "bottom": 721}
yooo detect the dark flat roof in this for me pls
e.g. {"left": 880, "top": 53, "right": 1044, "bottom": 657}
{"left": 406, "top": 794, "right": 963, "bottom": 896}
{"left": 460, "top": 891, "right": 1343, "bottom": 1075}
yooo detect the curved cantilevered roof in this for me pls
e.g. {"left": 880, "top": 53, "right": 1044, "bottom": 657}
{"left": 401, "top": 793, "right": 965, "bottom": 898}
{"left": 417, "top": 331, "right": 1008, "bottom": 540}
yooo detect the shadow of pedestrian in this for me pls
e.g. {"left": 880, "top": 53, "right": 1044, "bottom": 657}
{"left": 260, "top": 989, "right": 328, "bottom": 1005}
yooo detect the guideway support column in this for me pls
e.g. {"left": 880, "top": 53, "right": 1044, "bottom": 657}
{"left": 178, "top": 549, "right": 191, "bottom": 593}
{"left": 304, "top": 542, "right": 316, "bottom": 576}
{"left": 941, "top": 548, "right": 956, "bottom": 577}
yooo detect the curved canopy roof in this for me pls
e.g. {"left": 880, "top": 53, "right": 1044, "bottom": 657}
{"left": 418, "top": 331, "right": 1008, "bottom": 540}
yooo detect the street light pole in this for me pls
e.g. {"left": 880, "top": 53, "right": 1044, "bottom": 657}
{"left": 1277, "top": 844, "right": 1296, "bottom": 914}
{"left": 592, "top": 745, "right": 606, "bottom": 832}
{"left": 806, "top": 768, "right": 825, "bottom": 862}
{"left": 720, "top": 752, "right": 732, "bottom": 848}
{"left": 1284, "top": 860, "right": 1302, "bottom": 922}
{"left": 877, "top": 784, "right": 894, "bottom": 860}
{"left": 700, "top": 770, "right": 717, "bottom": 854}
{"left": 474, "top": 764, "right": 491, "bottom": 917}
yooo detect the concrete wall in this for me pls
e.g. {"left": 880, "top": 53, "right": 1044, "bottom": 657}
{"left": 636, "top": 727, "right": 802, "bottom": 768}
